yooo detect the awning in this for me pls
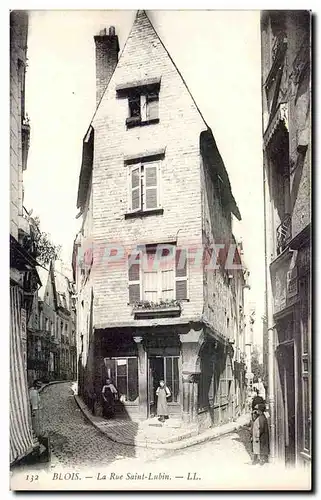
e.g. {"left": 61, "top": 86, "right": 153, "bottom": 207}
{"left": 263, "top": 103, "right": 288, "bottom": 149}
{"left": 10, "top": 286, "right": 37, "bottom": 464}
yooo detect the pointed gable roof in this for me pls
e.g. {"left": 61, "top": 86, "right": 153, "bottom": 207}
{"left": 77, "top": 10, "right": 240, "bottom": 220}
{"left": 36, "top": 265, "right": 49, "bottom": 301}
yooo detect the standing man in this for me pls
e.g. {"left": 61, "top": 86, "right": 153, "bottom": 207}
{"left": 29, "top": 380, "right": 41, "bottom": 436}
{"left": 252, "top": 403, "right": 269, "bottom": 465}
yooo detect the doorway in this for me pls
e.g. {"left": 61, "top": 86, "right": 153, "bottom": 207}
{"left": 278, "top": 342, "right": 296, "bottom": 466}
{"left": 148, "top": 356, "right": 180, "bottom": 417}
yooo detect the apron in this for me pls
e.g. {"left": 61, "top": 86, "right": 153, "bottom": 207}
{"left": 156, "top": 387, "right": 169, "bottom": 416}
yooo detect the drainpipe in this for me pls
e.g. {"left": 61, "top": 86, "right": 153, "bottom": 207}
{"left": 263, "top": 160, "right": 276, "bottom": 462}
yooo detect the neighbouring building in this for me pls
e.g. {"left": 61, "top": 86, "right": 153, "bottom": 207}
{"left": 73, "top": 11, "right": 248, "bottom": 429}
{"left": 237, "top": 243, "right": 254, "bottom": 389}
{"left": 261, "top": 11, "right": 311, "bottom": 467}
{"left": 10, "top": 10, "right": 40, "bottom": 464}
{"left": 27, "top": 261, "right": 77, "bottom": 386}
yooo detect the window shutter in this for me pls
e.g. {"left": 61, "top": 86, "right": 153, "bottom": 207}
{"left": 128, "top": 254, "right": 140, "bottom": 303}
{"left": 129, "top": 165, "right": 141, "bottom": 212}
{"left": 144, "top": 163, "right": 159, "bottom": 210}
{"left": 175, "top": 248, "right": 188, "bottom": 300}
{"left": 147, "top": 93, "right": 159, "bottom": 121}
{"left": 140, "top": 94, "right": 147, "bottom": 121}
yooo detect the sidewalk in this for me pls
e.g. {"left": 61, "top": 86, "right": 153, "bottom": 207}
{"left": 74, "top": 394, "right": 250, "bottom": 450}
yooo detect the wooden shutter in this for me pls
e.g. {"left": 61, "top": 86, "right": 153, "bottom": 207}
{"left": 146, "top": 93, "right": 159, "bottom": 121}
{"left": 142, "top": 250, "right": 158, "bottom": 302}
{"left": 129, "top": 165, "right": 141, "bottom": 212}
{"left": 128, "top": 254, "right": 140, "bottom": 303}
{"left": 175, "top": 248, "right": 188, "bottom": 300}
{"left": 140, "top": 94, "right": 147, "bottom": 121}
{"left": 161, "top": 248, "right": 175, "bottom": 300}
{"left": 144, "top": 163, "right": 159, "bottom": 210}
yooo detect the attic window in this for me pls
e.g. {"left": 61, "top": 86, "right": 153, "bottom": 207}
{"left": 126, "top": 91, "right": 159, "bottom": 128}
{"left": 128, "top": 95, "right": 141, "bottom": 119}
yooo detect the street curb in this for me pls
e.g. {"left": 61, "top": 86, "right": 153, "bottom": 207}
{"left": 74, "top": 394, "right": 251, "bottom": 451}
{"left": 38, "top": 380, "right": 73, "bottom": 393}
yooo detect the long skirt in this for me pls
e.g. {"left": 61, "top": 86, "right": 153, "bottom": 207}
{"left": 103, "top": 393, "right": 115, "bottom": 419}
{"left": 157, "top": 389, "right": 168, "bottom": 416}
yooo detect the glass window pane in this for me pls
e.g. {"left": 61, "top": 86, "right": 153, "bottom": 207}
{"left": 117, "top": 377, "right": 127, "bottom": 399}
{"left": 129, "top": 283, "right": 140, "bottom": 303}
{"left": 128, "top": 358, "right": 139, "bottom": 402}
{"left": 131, "top": 167, "right": 140, "bottom": 188}
{"left": 132, "top": 188, "right": 140, "bottom": 210}
{"left": 117, "top": 359, "right": 127, "bottom": 377}
{"left": 129, "top": 96, "right": 141, "bottom": 118}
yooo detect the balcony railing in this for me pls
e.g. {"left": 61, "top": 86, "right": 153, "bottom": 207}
{"left": 276, "top": 214, "right": 292, "bottom": 255}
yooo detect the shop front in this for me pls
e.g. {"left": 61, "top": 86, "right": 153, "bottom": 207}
{"left": 95, "top": 328, "right": 183, "bottom": 421}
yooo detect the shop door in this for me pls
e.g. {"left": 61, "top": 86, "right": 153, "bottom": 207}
{"left": 148, "top": 356, "right": 180, "bottom": 417}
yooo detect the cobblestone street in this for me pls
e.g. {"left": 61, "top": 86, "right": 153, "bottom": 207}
{"left": 15, "top": 382, "right": 253, "bottom": 470}
{"left": 10, "top": 382, "right": 310, "bottom": 490}
{"left": 40, "top": 382, "right": 141, "bottom": 467}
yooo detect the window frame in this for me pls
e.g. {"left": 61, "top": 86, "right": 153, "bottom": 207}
{"left": 126, "top": 89, "right": 160, "bottom": 128}
{"left": 108, "top": 356, "right": 139, "bottom": 405}
{"left": 141, "top": 245, "right": 175, "bottom": 303}
{"left": 164, "top": 356, "right": 180, "bottom": 404}
{"left": 127, "top": 160, "right": 162, "bottom": 214}
{"left": 128, "top": 245, "right": 189, "bottom": 304}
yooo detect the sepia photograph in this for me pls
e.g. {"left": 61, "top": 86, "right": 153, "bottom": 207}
{"left": 9, "top": 8, "right": 312, "bottom": 491}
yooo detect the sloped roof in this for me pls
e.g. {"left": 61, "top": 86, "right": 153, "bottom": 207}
{"left": 53, "top": 260, "right": 73, "bottom": 311}
{"left": 77, "top": 10, "right": 240, "bottom": 221}
{"left": 36, "top": 265, "right": 49, "bottom": 301}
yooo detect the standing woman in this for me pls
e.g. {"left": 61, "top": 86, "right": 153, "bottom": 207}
{"left": 102, "top": 378, "right": 118, "bottom": 419}
{"left": 156, "top": 380, "right": 171, "bottom": 423}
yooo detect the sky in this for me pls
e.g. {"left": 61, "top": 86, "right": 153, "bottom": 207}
{"left": 24, "top": 10, "right": 265, "bottom": 343}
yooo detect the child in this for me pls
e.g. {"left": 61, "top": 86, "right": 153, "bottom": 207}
{"left": 156, "top": 380, "right": 171, "bottom": 423}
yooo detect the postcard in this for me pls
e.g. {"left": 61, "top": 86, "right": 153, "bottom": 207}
{"left": 9, "top": 9, "right": 312, "bottom": 491}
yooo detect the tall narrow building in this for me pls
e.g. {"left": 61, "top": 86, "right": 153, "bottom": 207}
{"left": 74, "top": 11, "right": 247, "bottom": 428}
{"left": 10, "top": 10, "right": 40, "bottom": 464}
{"left": 261, "top": 11, "right": 311, "bottom": 467}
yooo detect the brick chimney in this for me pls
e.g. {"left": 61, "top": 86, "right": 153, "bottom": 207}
{"left": 94, "top": 26, "right": 119, "bottom": 106}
